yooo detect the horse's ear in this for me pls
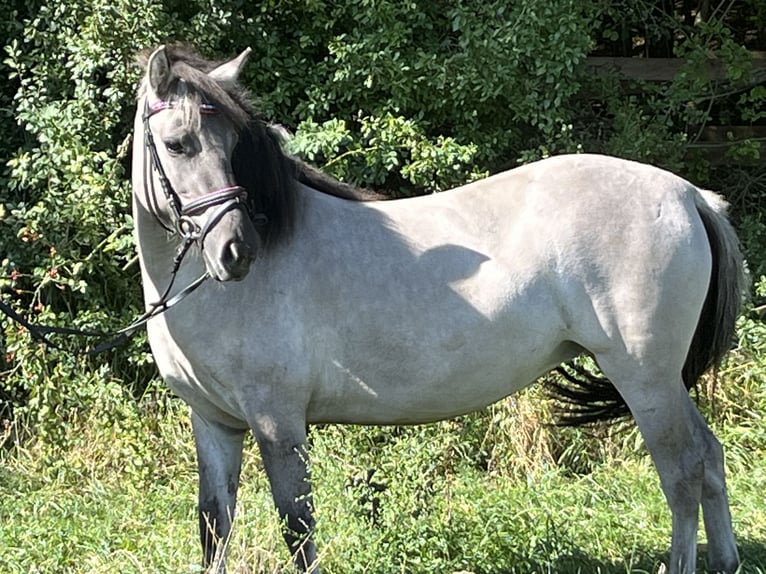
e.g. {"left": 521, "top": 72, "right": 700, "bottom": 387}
{"left": 209, "top": 47, "right": 252, "bottom": 84}
{"left": 147, "top": 45, "right": 174, "bottom": 97}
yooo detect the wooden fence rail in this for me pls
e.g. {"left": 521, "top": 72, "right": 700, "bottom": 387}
{"left": 585, "top": 53, "right": 766, "bottom": 165}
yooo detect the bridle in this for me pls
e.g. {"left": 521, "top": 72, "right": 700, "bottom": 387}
{"left": 141, "top": 99, "right": 254, "bottom": 241}
{"left": 0, "top": 98, "right": 265, "bottom": 354}
{"left": 134, "top": 97, "right": 266, "bottom": 335}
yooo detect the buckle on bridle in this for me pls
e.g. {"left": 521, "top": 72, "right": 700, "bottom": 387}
{"left": 177, "top": 215, "right": 200, "bottom": 240}
{"left": 252, "top": 213, "right": 269, "bottom": 226}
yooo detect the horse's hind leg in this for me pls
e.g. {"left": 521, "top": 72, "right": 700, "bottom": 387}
{"left": 603, "top": 359, "right": 739, "bottom": 574}
{"left": 688, "top": 405, "right": 740, "bottom": 572}
{"left": 191, "top": 411, "right": 246, "bottom": 573}
{"left": 597, "top": 359, "right": 705, "bottom": 574}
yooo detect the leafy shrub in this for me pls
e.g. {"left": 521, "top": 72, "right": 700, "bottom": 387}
{"left": 0, "top": 0, "right": 763, "bottom": 468}
{"left": 0, "top": 0, "right": 168, "bottom": 430}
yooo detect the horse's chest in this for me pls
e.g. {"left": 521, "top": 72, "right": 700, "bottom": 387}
{"left": 147, "top": 324, "right": 249, "bottom": 427}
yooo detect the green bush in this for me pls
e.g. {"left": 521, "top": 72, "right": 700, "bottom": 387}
{"left": 0, "top": 0, "right": 162, "bottom": 433}
{"left": 0, "top": 0, "right": 763, "bottom": 459}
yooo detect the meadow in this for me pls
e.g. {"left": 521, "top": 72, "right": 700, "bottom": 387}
{"left": 2, "top": 320, "right": 765, "bottom": 573}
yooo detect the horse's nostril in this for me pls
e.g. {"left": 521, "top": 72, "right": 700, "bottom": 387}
{"left": 237, "top": 240, "right": 254, "bottom": 261}
{"left": 224, "top": 240, "right": 253, "bottom": 277}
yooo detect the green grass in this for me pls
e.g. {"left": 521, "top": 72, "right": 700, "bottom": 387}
{"left": 1, "top": 390, "right": 765, "bottom": 574}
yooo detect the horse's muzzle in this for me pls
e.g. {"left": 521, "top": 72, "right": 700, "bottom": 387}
{"left": 215, "top": 238, "right": 254, "bottom": 281}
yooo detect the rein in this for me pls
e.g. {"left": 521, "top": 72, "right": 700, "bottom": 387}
{"left": 0, "top": 98, "right": 263, "bottom": 355}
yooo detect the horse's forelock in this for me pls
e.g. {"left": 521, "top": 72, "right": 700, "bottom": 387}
{"left": 170, "top": 61, "right": 251, "bottom": 131}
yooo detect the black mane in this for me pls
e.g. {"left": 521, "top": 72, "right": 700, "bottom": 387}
{"left": 295, "top": 161, "right": 386, "bottom": 201}
{"left": 139, "top": 44, "right": 385, "bottom": 248}
{"left": 232, "top": 121, "right": 297, "bottom": 246}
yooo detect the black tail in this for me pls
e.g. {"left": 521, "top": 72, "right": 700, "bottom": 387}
{"left": 549, "top": 190, "right": 746, "bottom": 426}
{"left": 681, "top": 192, "right": 745, "bottom": 387}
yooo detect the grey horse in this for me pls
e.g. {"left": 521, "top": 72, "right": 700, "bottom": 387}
{"left": 131, "top": 45, "right": 744, "bottom": 574}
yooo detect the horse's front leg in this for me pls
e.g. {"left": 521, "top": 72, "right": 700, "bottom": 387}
{"left": 191, "top": 410, "right": 247, "bottom": 573}
{"left": 251, "top": 414, "right": 318, "bottom": 573}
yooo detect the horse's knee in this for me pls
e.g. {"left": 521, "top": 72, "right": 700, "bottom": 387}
{"left": 280, "top": 507, "right": 317, "bottom": 569}
{"left": 261, "top": 441, "right": 316, "bottom": 538}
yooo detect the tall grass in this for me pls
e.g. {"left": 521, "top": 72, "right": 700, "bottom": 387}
{"left": 1, "top": 318, "right": 765, "bottom": 573}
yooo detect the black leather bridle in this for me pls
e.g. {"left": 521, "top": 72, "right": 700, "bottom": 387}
{"left": 141, "top": 98, "right": 251, "bottom": 241}
{"left": 119, "top": 98, "right": 265, "bottom": 342}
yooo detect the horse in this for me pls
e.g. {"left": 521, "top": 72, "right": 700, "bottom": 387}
{"left": 131, "top": 44, "right": 745, "bottom": 574}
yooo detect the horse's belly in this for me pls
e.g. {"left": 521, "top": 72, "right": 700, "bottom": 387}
{"left": 306, "top": 335, "right": 578, "bottom": 425}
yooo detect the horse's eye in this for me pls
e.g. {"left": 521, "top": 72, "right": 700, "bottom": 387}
{"left": 165, "top": 140, "right": 185, "bottom": 155}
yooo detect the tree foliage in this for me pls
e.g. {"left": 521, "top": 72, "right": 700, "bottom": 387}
{"left": 0, "top": 0, "right": 763, "bottom": 435}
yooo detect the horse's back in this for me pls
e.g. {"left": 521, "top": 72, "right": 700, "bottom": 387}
{"left": 450, "top": 154, "right": 697, "bottom": 226}
{"left": 368, "top": 154, "right": 708, "bottom": 289}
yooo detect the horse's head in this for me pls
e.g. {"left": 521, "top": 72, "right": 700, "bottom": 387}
{"left": 136, "top": 45, "right": 260, "bottom": 282}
